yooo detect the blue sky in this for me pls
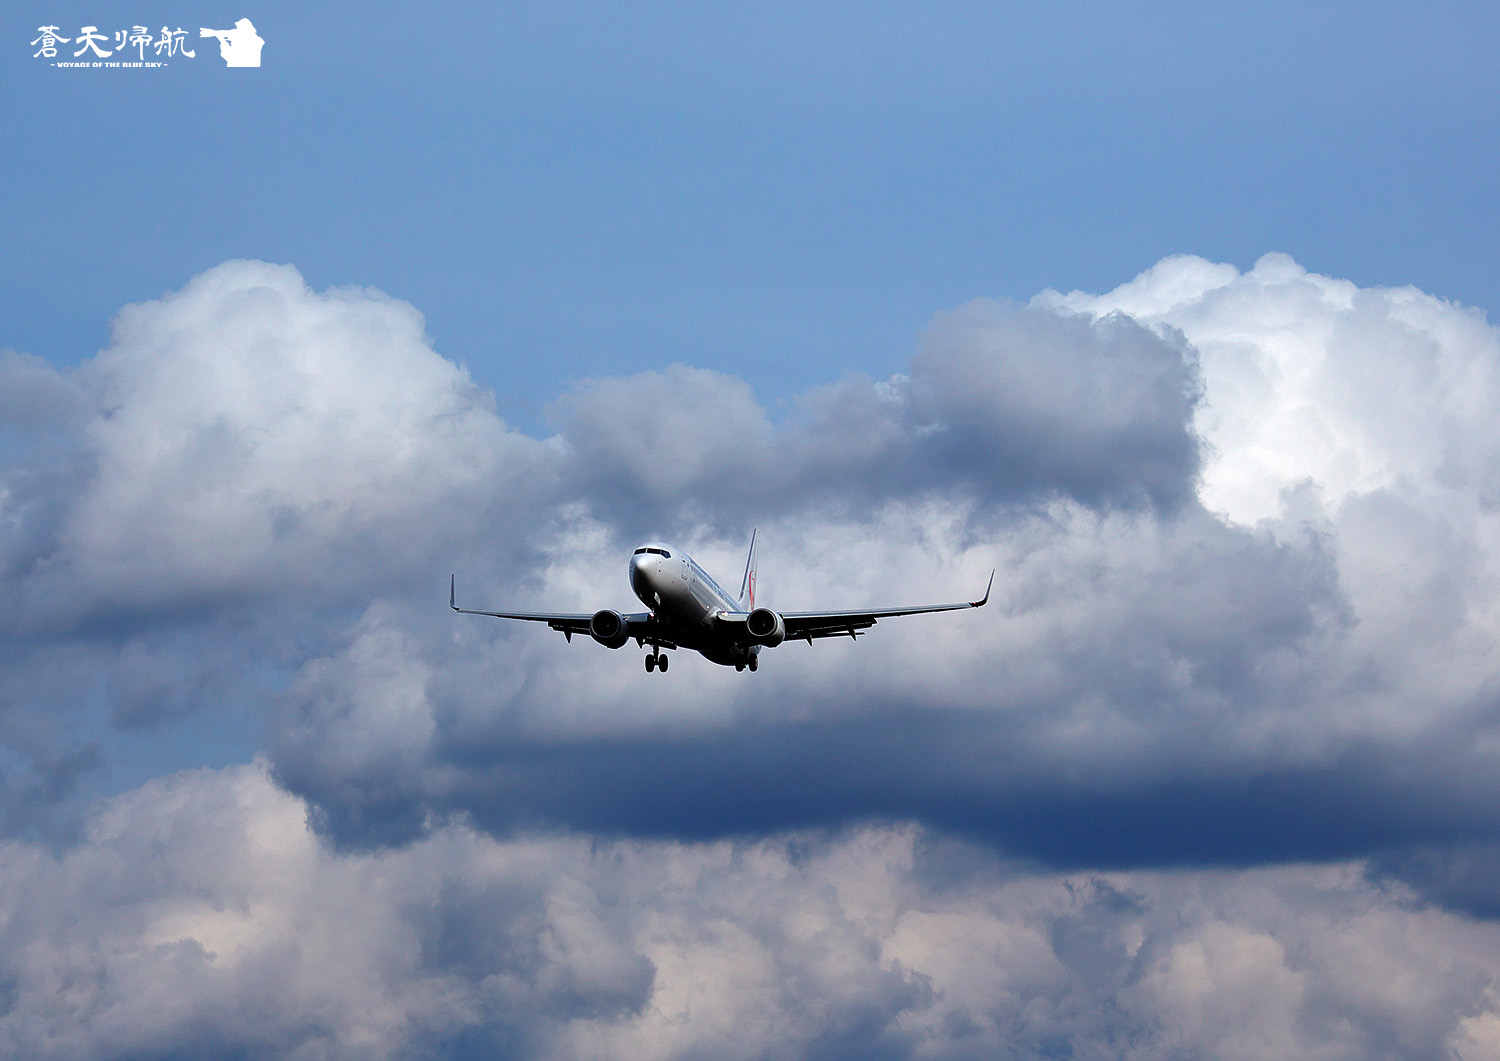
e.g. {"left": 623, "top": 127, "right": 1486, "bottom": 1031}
{"left": 7, "top": 2, "right": 1499, "bottom": 428}
{"left": 9, "top": 4, "right": 1500, "bottom": 1056}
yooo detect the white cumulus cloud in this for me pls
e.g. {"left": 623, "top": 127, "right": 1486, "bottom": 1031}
{"left": 1, "top": 763, "right": 1498, "bottom": 1058}
{"left": 8, "top": 254, "right": 1500, "bottom": 1054}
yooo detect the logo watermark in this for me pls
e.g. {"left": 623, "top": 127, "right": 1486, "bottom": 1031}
{"left": 31, "top": 19, "right": 262, "bottom": 68}
{"left": 200, "top": 20, "right": 263, "bottom": 67}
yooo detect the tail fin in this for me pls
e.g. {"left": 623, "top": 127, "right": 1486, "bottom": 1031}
{"left": 738, "top": 529, "right": 758, "bottom": 610}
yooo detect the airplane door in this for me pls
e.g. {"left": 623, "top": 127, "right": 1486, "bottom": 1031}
{"left": 681, "top": 556, "right": 690, "bottom": 582}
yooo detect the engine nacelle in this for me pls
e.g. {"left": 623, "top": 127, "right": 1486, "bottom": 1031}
{"left": 589, "top": 609, "right": 630, "bottom": 649}
{"left": 746, "top": 607, "right": 786, "bottom": 647}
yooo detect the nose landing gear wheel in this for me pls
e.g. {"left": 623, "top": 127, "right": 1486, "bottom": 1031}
{"left": 658, "top": 654, "right": 669, "bottom": 672}
{"left": 645, "top": 654, "right": 656, "bottom": 672}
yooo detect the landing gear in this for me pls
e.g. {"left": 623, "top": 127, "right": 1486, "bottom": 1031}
{"left": 748, "top": 654, "right": 758, "bottom": 672}
{"left": 645, "top": 651, "right": 669, "bottom": 673}
{"left": 645, "top": 654, "right": 655, "bottom": 672}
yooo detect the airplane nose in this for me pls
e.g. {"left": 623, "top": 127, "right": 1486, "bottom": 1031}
{"left": 630, "top": 553, "right": 652, "bottom": 593}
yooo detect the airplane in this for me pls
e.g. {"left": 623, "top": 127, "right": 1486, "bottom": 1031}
{"left": 450, "top": 531, "right": 992, "bottom": 673}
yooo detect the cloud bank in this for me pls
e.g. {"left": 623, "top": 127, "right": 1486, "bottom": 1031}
{"left": 3, "top": 763, "right": 1499, "bottom": 1059}
{"left": 5, "top": 254, "right": 1500, "bottom": 1053}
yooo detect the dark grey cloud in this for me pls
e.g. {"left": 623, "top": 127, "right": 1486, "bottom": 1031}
{"left": 1, "top": 764, "right": 1497, "bottom": 1059}
{"left": 252, "top": 254, "right": 1500, "bottom": 915}
{"left": 905, "top": 301, "right": 1202, "bottom": 509}
{"left": 8, "top": 255, "right": 1500, "bottom": 1055}
{"left": 6, "top": 254, "right": 1489, "bottom": 874}
{"left": 554, "top": 301, "right": 1203, "bottom": 535}
{"left": 0, "top": 350, "right": 85, "bottom": 434}
{"left": 1, "top": 259, "right": 1215, "bottom": 839}
{"left": 287, "top": 709, "right": 1500, "bottom": 871}
{"left": 1369, "top": 841, "right": 1500, "bottom": 921}
{"left": 278, "top": 503, "right": 1354, "bottom": 863}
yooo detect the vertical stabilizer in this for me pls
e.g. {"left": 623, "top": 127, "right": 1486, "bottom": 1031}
{"left": 739, "top": 529, "right": 759, "bottom": 610}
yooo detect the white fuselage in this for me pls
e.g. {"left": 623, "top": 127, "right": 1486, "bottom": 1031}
{"left": 628, "top": 543, "right": 753, "bottom": 666}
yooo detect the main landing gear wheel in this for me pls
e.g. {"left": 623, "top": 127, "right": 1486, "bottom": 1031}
{"left": 748, "top": 655, "right": 758, "bottom": 672}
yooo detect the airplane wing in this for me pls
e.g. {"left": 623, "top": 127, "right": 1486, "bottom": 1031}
{"left": 449, "top": 577, "right": 666, "bottom": 646}
{"left": 720, "top": 571, "right": 993, "bottom": 643}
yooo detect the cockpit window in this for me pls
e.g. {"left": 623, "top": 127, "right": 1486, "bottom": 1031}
{"left": 633, "top": 547, "right": 672, "bottom": 558}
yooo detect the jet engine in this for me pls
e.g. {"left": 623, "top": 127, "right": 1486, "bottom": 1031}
{"left": 746, "top": 607, "right": 786, "bottom": 647}
{"left": 589, "top": 609, "right": 630, "bottom": 649}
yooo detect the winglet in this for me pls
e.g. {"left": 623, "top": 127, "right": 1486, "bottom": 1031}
{"left": 972, "top": 570, "right": 994, "bottom": 608}
{"left": 450, "top": 574, "right": 457, "bottom": 611}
